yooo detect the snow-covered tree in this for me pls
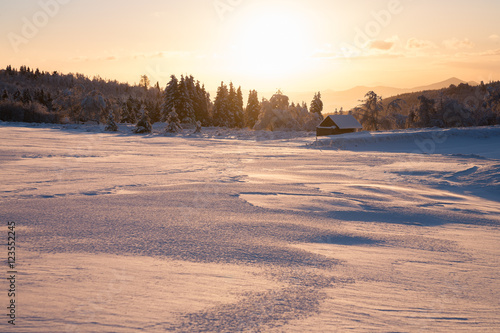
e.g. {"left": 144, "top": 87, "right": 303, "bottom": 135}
{"left": 254, "top": 93, "right": 322, "bottom": 131}
{"left": 134, "top": 106, "right": 152, "bottom": 134}
{"left": 310, "top": 92, "right": 324, "bottom": 117}
{"left": 415, "top": 95, "right": 435, "bottom": 128}
{"left": 353, "top": 91, "right": 384, "bottom": 131}
{"left": 193, "top": 120, "right": 202, "bottom": 134}
{"left": 104, "top": 109, "right": 118, "bottom": 132}
{"left": 165, "top": 108, "right": 182, "bottom": 133}
{"left": 162, "top": 75, "right": 179, "bottom": 121}
{"left": 120, "top": 98, "right": 136, "bottom": 124}
{"left": 226, "top": 82, "right": 238, "bottom": 128}
{"left": 234, "top": 86, "right": 244, "bottom": 128}
{"left": 193, "top": 81, "right": 210, "bottom": 126}
{"left": 21, "top": 88, "right": 32, "bottom": 104}
{"left": 80, "top": 90, "right": 106, "bottom": 123}
{"left": 176, "top": 75, "right": 195, "bottom": 123}
{"left": 244, "top": 90, "right": 260, "bottom": 128}
{"left": 139, "top": 75, "right": 150, "bottom": 91}
{"left": 269, "top": 90, "right": 289, "bottom": 110}
{"left": 212, "top": 82, "right": 230, "bottom": 127}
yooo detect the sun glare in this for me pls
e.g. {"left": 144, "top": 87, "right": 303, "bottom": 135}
{"left": 229, "top": 7, "right": 313, "bottom": 80}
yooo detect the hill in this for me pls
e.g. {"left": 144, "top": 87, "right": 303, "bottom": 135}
{"left": 317, "top": 78, "right": 478, "bottom": 113}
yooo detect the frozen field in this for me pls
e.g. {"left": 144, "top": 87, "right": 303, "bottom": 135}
{"left": 0, "top": 123, "right": 499, "bottom": 332}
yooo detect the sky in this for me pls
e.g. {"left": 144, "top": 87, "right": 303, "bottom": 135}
{"left": 1, "top": 0, "right": 499, "bottom": 96}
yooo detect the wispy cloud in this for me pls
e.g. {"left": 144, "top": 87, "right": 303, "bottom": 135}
{"left": 406, "top": 38, "right": 436, "bottom": 50}
{"left": 69, "top": 50, "right": 194, "bottom": 63}
{"left": 443, "top": 38, "right": 475, "bottom": 50}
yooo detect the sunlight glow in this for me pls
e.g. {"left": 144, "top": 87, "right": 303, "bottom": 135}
{"left": 229, "top": 7, "right": 313, "bottom": 79}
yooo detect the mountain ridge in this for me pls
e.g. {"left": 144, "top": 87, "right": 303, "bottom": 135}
{"left": 286, "top": 78, "right": 479, "bottom": 112}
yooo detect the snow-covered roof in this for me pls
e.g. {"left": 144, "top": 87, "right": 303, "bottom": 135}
{"left": 319, "top": 115, "right": 362, "bottom": 129}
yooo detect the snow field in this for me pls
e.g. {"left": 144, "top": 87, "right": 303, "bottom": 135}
{"left": 0, "top": 123, "right": 499, "bottom": 332}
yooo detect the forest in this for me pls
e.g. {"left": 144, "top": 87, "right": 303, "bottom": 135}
{"left": 0, "top": 65, "right": 499, "bottom": 133}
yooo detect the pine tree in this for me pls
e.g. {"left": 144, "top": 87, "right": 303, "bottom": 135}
{"left": 310, "top": 92, "right": 324, "bottom": 116}
{"left": 245, "top": 90, "right": 260, "bottom": 128}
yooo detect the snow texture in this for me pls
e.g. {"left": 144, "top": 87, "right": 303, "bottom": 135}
{"left": 0, "top": 122, "right": 499, "bottom": 332}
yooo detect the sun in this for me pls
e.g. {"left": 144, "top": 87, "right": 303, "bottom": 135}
{"left": 228, "top": 5, "right": 313, "bottom": 80}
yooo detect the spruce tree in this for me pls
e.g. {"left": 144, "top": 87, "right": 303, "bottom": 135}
{"left": 227, "top": 82, "right": 237, "bottom": 128}
{"left": 212, "top": 82, "right": 229, "bottom": 127}
{"left": 134, "top": 107, "right": 152, "bottom": 134}
{"left": 162, "top": 75, "right": 179, "bottom": 121}
{"left": 104, "top": 110, "right": 118, "bottom": 132}
{"left": 176, "top": 75, "right": 195, "bottom": 123}
{"left": 193, "top": 81, "right": 210, "bottom": 126}
{"left": 165, "top": 107, "right": 182, "bottom": 133}
{"left": 146, "top": 100, "right": 162, "bottom": 124}
{"left": 234, "top": 86, "right": 244, "bottom": 128}
{"left": 245, "top": 90, "right": 260, "bottom": 128}
{"left": 121, "top": 98, "right": 136, "bottom": 124}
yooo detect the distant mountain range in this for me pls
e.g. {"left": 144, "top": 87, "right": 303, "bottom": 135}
{"left": 287, "top": 78, "right": 479, "bottom": 112}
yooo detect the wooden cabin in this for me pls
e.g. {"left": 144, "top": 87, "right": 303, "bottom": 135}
{"left": 316, "top": 114, "right": 363, "bottom": 136}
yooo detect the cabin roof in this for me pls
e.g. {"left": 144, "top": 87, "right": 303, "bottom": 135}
{"left": 319, "top": 115, "right": 363, "bottom": 129}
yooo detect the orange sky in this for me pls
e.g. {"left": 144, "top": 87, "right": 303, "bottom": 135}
{"left": 1, "top": 0, "right": 499, "bottom": 95}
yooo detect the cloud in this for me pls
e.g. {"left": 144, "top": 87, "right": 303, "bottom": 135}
{"left": 489, "top": 34, "right": 500, "bottom": 44}
{"left": 369, "top": 40, "right": 394, "bottom": 51}
{"left": 406, "top": 38, "right": 436, "bottom": 50}
{"left": 443, "top": 38, "right": 475, "bottom": 50}
{"left": 132, "top": 51, "right": 192, "bottom": 60}
{"left": 477, "top": 48, "right": 500, "bottom": 56}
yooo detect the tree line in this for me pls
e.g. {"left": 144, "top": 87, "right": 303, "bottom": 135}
{"left": 350, "top": 81, "right": 500, "bottom": 131}
{"left": 0, "top": 65, "right": 324, "bottom": 132}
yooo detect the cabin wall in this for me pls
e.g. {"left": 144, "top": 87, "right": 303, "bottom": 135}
{"left": 316, "top": 128, "right": 357, "bottom": 136}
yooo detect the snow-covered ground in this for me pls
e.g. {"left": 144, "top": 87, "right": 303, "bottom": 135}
{"left": 0, "top": 122, "right": 499, "bottom": 332}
